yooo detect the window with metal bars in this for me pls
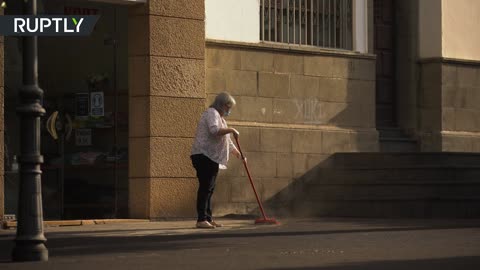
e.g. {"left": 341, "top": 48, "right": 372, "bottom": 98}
{"left": 260, "top": 0, "right": 353, "bottom": 50}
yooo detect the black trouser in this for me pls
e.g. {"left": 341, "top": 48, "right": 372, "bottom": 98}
{"left": 191, "top": 154, "right": 219, "bottom": 222}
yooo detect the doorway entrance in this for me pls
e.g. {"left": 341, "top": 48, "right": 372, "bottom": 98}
{"left": 3, "top": 0, "right": 129, "bottom": 220}
{"left": 374, "top": 0, "right": 396, "bottom": 128}
{"left": 374, "top": 0, "right": 418, "bottom": 152}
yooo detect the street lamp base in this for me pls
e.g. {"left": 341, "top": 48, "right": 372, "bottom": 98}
{"left": 12, "top": 242, "right": 49, "bottom": 262}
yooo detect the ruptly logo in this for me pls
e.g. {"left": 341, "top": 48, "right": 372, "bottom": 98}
{"left": 0, "top": 15, "right": 99, "bottom": 36}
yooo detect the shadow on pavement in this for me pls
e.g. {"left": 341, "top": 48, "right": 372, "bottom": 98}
{"left": 1, "top": 222, "right": 480, "bottom": 261}
{"left": 283, "top": 218, "right": 480, "bottom": 232}
{"left": 261, "top": 256, "right": 480, "bottom": 270}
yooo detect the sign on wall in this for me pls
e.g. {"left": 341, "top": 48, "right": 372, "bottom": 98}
{"left": 90, "top": 92, "right": 104, "bottom": 117}
{"left": 75, "top": 129, "right": 92, "bottom": 146}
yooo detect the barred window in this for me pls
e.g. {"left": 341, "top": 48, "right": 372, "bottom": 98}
{"left": 260, "top": 0, "right": 353, "bottom": 50}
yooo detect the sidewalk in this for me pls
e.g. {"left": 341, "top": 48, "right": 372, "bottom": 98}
{"left": 1, "top": 219, "right": 151, "bottom": 229}
{"left": 1, "top": 217, "right": 480, "bottom": 270}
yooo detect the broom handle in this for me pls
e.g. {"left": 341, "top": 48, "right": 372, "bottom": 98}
{"left": 234, "top": 137, "right": 268, "bottom": 220}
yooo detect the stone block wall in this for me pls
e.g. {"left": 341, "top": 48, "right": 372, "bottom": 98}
{"left": 441, "top": 61, "right": 480, "bottom": 151}
{"left": 205, "top": 41, "right": 378, "bottom": 216}
{"left": 418, "top": 61, "right": 442, "bottom": 151}
{"left": 419, "top": 59, "right": 480, "bottom": 152}
{"left": 128, "top": 0, "right": 206, "bottom": 219}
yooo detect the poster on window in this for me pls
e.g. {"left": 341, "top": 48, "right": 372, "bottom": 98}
{"left": 90, "top": 92, "right": 104, "bottom": 117}
{"left": 75, "top": 129, "right": 92, "bottom": 146}
{"left": 75, "top": 93, "right": 89, "bottom": 120}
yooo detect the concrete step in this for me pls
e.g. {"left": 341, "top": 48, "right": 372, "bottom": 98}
{"left": 378, "top": 127, "right": 410, "bottom": 138}
{"left": 303, "top": 167, "right": 480, "bottom": 184}
{"left": 289, "top": 200, "right": 480, "bottom": 218}
{"left": 277, "top": 152, "right": 480, "bottom": 218}
{"left": 302, "top": 184, "right": 480, "bottom": 201}
{"left": 378, "top": 128, "right": 418, "bottom": 152}
{"left": 380, "top": 139, "right": 418, "bottom": 152}
{"left": 331, "top": 152, "right": 480, "bottom": 168}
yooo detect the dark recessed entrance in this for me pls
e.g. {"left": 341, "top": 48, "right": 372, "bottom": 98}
{"left": 374, "top": 0, "right": 396, "bottom": 128}
{"left": 4, "top": 0, "right": 129, "bottom": 220}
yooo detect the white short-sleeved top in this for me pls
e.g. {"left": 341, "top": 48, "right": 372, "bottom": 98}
{"left": 191, "top": 108, "right": 238, "bottom": 169}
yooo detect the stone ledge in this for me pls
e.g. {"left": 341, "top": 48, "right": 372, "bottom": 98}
{"left": 441, "top": 130, "right": 480, "bottom": 137}
{"left": 228, "top": 120, "right": 377, "bottom": 133}
{"left": 419, "top": 57, "right": 480, "bottom": 67}
{"left": 206, "top": 39, "right": 376, "bottom": 60}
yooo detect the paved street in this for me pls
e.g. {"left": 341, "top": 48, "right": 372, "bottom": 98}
{"left": 1, "top": 218, "right": 480, "bottom": 270}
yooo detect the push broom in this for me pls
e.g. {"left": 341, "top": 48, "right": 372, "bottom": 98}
{"left": 234, "top": 137, "right": 279, "bottom": 225}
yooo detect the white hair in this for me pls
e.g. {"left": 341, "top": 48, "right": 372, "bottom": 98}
{"left": 210, "top": 92, "right": 236, "bottom": 111}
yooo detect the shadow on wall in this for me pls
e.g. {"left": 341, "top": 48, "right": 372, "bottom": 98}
{"left": 253, "top": 61, "right": 377, "bottom": 218}
{"left": 260, "top": 153, "right": 400, "bottom": 218}
{"left": 261, "top": 154, "right": 338, "bottom": 218}
{"left": 260, "top": 152, "right": 480, "bottom": 219}
{"left": 206, "top": 46, "right": 379, "bottom": 218}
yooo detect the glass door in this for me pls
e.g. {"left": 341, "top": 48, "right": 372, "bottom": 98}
{"left": 4, "top": 0, "right": 129, "bottom": 221}
{"left": 38, "top": 0, "right": 129, "bottom": 220}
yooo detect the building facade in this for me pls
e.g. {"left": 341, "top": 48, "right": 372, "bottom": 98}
{"left": 1, "top": 0, "right": 480, "bottom": 220}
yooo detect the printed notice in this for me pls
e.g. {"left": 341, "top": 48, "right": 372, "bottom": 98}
{"left": 75, "top": 129, "right": 92, "bottom": 146}
{"left": 90, "top": 92, "right": 104, "bottom": 117}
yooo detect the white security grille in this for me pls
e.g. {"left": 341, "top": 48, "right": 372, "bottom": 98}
{"left": 260, "top": 0, "right": 353, "bottom": 50}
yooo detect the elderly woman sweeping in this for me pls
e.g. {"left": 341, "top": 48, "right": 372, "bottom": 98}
{"left": 191, "top": 92, "right": 244, "bottom": 228}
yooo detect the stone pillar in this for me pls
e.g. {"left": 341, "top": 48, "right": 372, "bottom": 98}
{"left": 417, "top": 0, "right": 443, "bottom": 151}
{"left": 127, "top": 0, "right": 206, "bottom": 219}
{"left": 416, "top": 1, "right": 480, "bottom": 152}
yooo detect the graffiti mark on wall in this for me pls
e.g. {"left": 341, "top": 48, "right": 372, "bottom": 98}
{"left": 294, "top": 98, "right": 323, "bottom": 124}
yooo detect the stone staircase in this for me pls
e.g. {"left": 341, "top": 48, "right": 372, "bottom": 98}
{"left": 269, "top": 153, "right": 480, "bottom": 218}
{"left": 378, "top": 127, "right": 418, "bottom": 152}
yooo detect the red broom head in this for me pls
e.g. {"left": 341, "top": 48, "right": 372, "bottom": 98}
{"left": 254, "top": 217, "right": 280, "bottom": 225}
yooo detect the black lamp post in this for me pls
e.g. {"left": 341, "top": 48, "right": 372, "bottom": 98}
{"left": 12, "top": 0, "right": 48, "bottom": 261}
